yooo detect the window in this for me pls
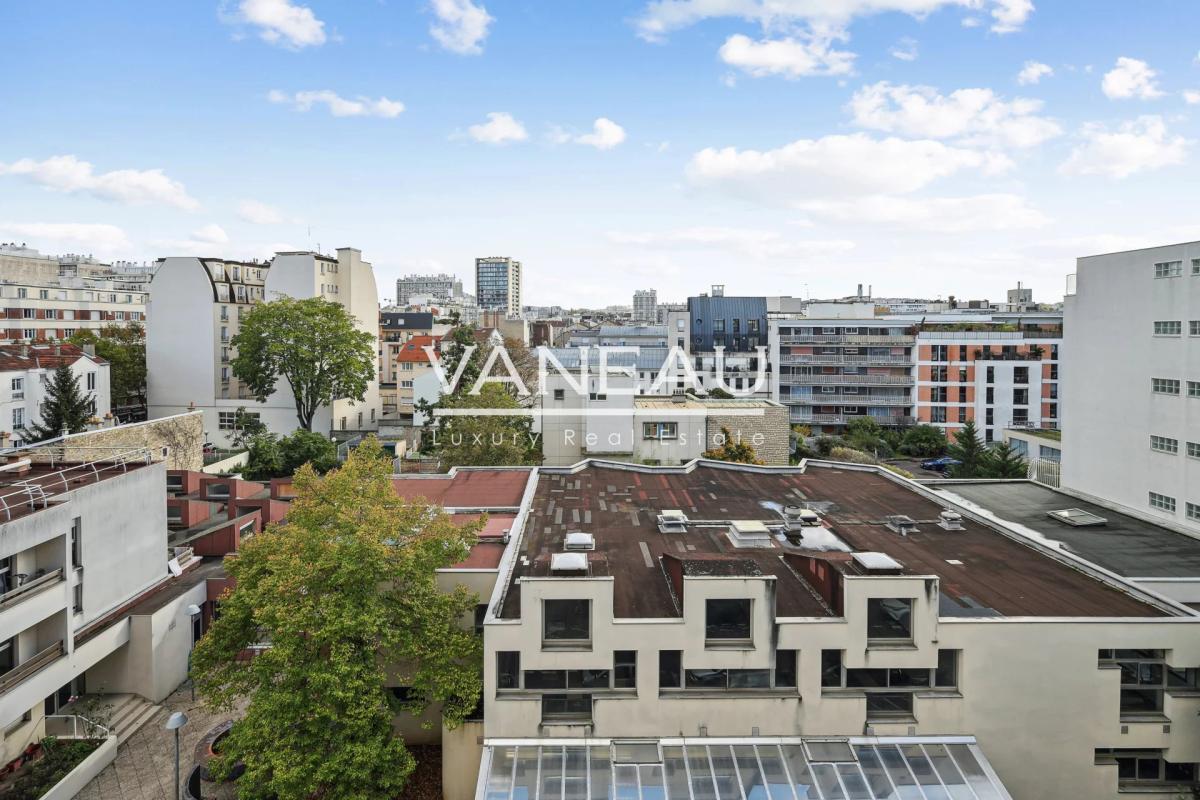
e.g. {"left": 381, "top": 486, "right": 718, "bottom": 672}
{"left": 705, "top": 598, "right": 752, "bottom": 642}
{"left": 935, "top": 650, "right": 958, "bottom": 687}
{"left": 1154, "top": 261, "right": 1183, "bottom": 278}
{"left": 1194, "top": 258, "right": 1200, "bottom": 275}
{"left": 1152, "top": 378, "right": 1180, "bottom": 395}
{"left": 643, "top": 422, "right": 678, "bottom": 440}
{"left": 541, "top": 694, "right": 591, "bottom": 721}
{"left": 0, "top": 637, "right": 14, "bottom": 675}
{"left": 1013, "top": 388, "right": 1029, "bottom": 406}
{"left": 73, "top": 582, "right": 83, "bottom": 614}
{"left": 614, "top": 651, "right": 637, "bottom": 689}
{"left": 525, "top": 670, "right": 610, "bottom": 689}
{"left": 553, "top": 388, "right": 565, "bottom": 401}
{"left": 1097, "top": 749, "right": 1197, "bottom": 786}
{"left": 1154, "top": 321, "right": 1183, "bottom": 335}
{"left": 775, "top": 650, "right": 797, "bottom": 688}
{"left": 1188, "top": 503, "right": 1200, "bottom": 522}
{"left": 22, "top": 308, "right": 35, "bottom": 319}
{"left": 1150, "top": 435, "right": 1179, "bottom": 454}
{"left": 1097, "top": 650, "right": 1195, "bottom": 716}
{"left": 1013, "top": 366, "right": 1028, "bottom": 384}
{"left": 12, "top": 408, "right": 24, "bottom": 430}
{"left": 543, "top": 599, "right": 590, "bottom": 644}
{"left": 930, "top": 407, "right": 947, "bottom": 424}
{"left": 86, "top": 372, "right": 95, "bottom": 391}
{"left": 867, "top": 598, "right": 912, "bottom": 641}
{"left": 659, "top": 650, "right": 682, "bottom": 689}
{"left": 1191, "top": 381, "right": 1200, "bottom": 398}
{"left": 821, "top": 650, "right": 842, "bottom": 687}
{"left": 588, "top": 392, "right": 607, "bottom": 401}
{"left": 1189, "top": 442, "right": 1200, "bottom": 459}
{"left": 1192, "top": 321, "right": 1200, "bottom": 337}
{"left": 986, "top": 366, "right": 994, "bottom": 384}
{"left": 685, "top": 668, "right": 771, "bottom": 689}
{"left": 497, "top": 651, "right": 520, "bottom": 689}
{"left": 70, "top": 517, "right": 82, "bottom": 568}
{"left": 1149, "top": 492, "right": 1176, "bottom": 513}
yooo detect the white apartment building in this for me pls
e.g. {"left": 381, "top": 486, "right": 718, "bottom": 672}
{"left": 477, "top": 257, "right": 523, "bottom": 316}
{"left": 396, "top": 273, "right": 464, "bottom": 305}
{"left": 1063, "top": 242, "right": 1200, "bottom": 533}
{"left": 0, "top": 344, "right": 111, "bottom": 448}
{"left": 475, "top": 459, "right": 1200, "bottom": 800}
{"left": 147, "top": 248, "right": 381, "bottom": 446}
{"left": 633, "top": 289, "right": 657, "bottom": 322}
{"left": 0, "top": 441, "right": 207, "bottom": 765}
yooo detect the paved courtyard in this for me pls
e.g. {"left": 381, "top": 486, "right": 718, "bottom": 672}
{"left": 74, "top": 687, "right": 244, "bottom": 800}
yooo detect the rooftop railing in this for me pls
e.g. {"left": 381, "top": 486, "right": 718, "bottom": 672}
{"left": 0, "top": 447, "right": 153, "bottom": 522}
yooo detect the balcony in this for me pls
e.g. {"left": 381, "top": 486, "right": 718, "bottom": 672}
{"left": 0, "top": 567, "right": 64, "bottom": 612}
{"left": 781, "top": 373, "right": 914, "bottom": 386}
{"left": 792, "top": 413, "right": 916, "bottom": 426}
{"left": 780, "top": 335, "right": 914, "bottom": 345}
{"left": 0, "top": 640, "right": 65, "bottom": 696}
{"left": 778, "top": 354, "right": 911, "bottom": 366}
{"left": 792, "top": 395, "right": 912, "bottom": 407}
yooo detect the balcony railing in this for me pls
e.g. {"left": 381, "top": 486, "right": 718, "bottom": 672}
{"left": 779, "top": 354, "right": 911, "bottom": 366}
{"left": 0, "top": 567, "right": 64, "bottom": 612}
{"left": 0, "top": 640, "right": 65, "bottom": 695}
{"left": 792, "top": 414, "right": 916, "bottom": 426}
{"left": 780, "top": 335, "right": 914, "bottom": 345}
{"left": 782, "top": 373, "right": 914, "bottom": 386}
{"left": 790, "top": 396, "right": 912, "bottom": 407}
{"left": 44, "top": 714, "right": 111, "bottom": 740}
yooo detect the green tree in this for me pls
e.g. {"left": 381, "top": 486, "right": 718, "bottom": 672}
{"left": 28, "top": 364, "right": 94, "bottom": 441}
{"left": 232, "top": 297, "right": 375, "bottom": 431}
{"left": 980, "top": 441, "right": 1028, "bottom": 479}
{"left": 430, "top": 384, "right": 541, "bottom": 466}
{"left": 703, "top": 426, "right": 764, "bottom": 464}
{"left": 228, "top": 407, "right": 268, "bottom": 450}
{"left": 69, "top": 324, "right": 147, "bottom": 413}
{"left": 243, "top": 429, "right": 340, "bottom": 480}
{"left": 192, "top": 441, "right": 484, "bottom": 800}
{"left": 416, "top": 325, "right": 485, "bottom": 454}
{"left": 844, "top": 416, "right": 894, "bottom": 458}
{"left": 898, "top": 424, "right": 948, "bottom": 458}
{"left": 946, "top": 420, "right": 986, "bottom": 478}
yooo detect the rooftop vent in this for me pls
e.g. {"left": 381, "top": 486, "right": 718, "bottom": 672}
{"left": 727, "top": 520, "right": 774, "bottom": 549}
{"left": 885, "top": 515, "right": 919, "bottom": 536}
{"left": 852, "top": 551, "right": 904, "bottom": 573}
{"left": 937, "top": 510, "right": 965, "bottom": 531}
{"left": 657, "top": 509, "right": 689, "bottom": 534}
{"left": 564, "top": 531, "right": 595, "bottom": 551}
{"left": 782, "top": 505, "right": 821, "bottom": 531}
{"left": 1047, "top": 508, "right": 1108, "bottom": 527}
{"left": 550, "top": 552, "right": 589, "bottom": 574}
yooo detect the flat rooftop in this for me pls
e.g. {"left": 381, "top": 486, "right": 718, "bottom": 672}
{"left": 0, "top": 455, "right": 154, "bottom": 526}
{"left": 929, "top": 481, "right": 1200, "bottom": 580}
{"left": 498, "top": 462, "right": 1168, "bottom": 620}
{"left": 391, "top": 469, "right": 530, "bottom": 508}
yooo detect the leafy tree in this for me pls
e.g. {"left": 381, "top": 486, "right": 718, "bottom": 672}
{"left": 232, "top": 297, "right": 375, "bottom": 431}
{"left": 829, "top": 446, "right": 914, "bottom": 479}
{"left": 980, "top": 441, "right": 1028, "bottom": 479}
{"left": 898, "top": 424, "right": 948, "bottom": 458}
{"left": 706, "top": 386, "right": 734, "bottom": 399}
{"left": 814, "top": 435, "right": 849, "bottom": 457}
{"left": 844, "top": 416, "right": 894, "bottom": 457}
{"left": 946, "top": 420, "right": 986, "bottom": 478}
{"left": 28, "top": 364, "right": 94, "bottom": 441}
{"left": 703, "top": 426, "right": 764, "bottom": 464}
{"left": 243, "top": 429, "right": 340, "bottom": 480}
{"left": 228, "top": 407, "right": 268, "bottom": 450}
{"left": 429, "top": 384, "right": 541, "bottom": 467}
{"left": 416, "top": 325, "right": 485, "bottom": 454}
{"left": 70, "top": 324, "right": 147, "bottom": 413}
{"left": 192, "top": 441, "right": 484, "bottom": 800}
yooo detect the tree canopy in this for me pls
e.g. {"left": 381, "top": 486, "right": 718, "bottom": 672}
{"left": 191, "top": 440, "right": 484, "bottom": 800}
{"left": 946, "top": 420, "right": 987, "bottom": 478}
{"left": 242, "top": 428, "right": 340, "bottom": 481}
{"left": 428, "top": 383, "right": 541, "bottom": 466}
{"left": 898, "top": 424, "right": 948, "bottom": 458}
{"left": 69, "top": 325, "right": 146, "bottom": 414}
{"left": 980, "top": 440, "right": 1028, "bottom": 479}
{"left": 703, "top": 426, "right": 764, "bottom": 464}
{"left": 231, "top": 297, "right": 376, "bottom": 431}
{"left": 28, "top": 364, "right": 93, "bottom": 441}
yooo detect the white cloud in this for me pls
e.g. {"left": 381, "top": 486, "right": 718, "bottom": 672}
{"left": 267, "top": 89, "right": 404, "bottom": 118}
{"left": 847, "top": 81, "right": 1062, "bottom": 149}
{"left": 890, "top": 37, "right": 918, "bottom": 61}
{"left": 686, "top": 133, "right": 1011, "bottom": 205}
{"left": 608, "top": 227, "right": 855, "bottom": 259}
{"left": 0, "top": 155, "right": 199, "bottom": 210}
{"left": 152, "top": 224, "right": 237, "bottom": 255}
{"left": 191, "top": 224, "right": 230, "bottom": 244}
{"left": 989, "top": 0, "right": 1033, "bottom": 34}
{"left": 1183, "top": 90, "right": 1200, "bottom": 105}
{"left": 237, "top": 199, "right": 287, "bottom": 225}
{"left": 226, "top": 0, "right": 326, "bottom": 49}
{"left": 718, "top": 32, "right": 855, "bottom": 78}
{"left": 1060, "top": 116, "right": 1189, "bottom": 178}
{"left": 1017, "top": 60, "right": 1052, "bottom": 85}
{"left": 576, "top": 118, "right": 627, "bottom": 150}
{"left": 429, "top": 0, "right": 493, "bottom": 55}
{"left": 797, "top": 193, "right": 1050, "bottom": 232}
{"left": 0, "top": 222, "right": 132, "bottom": 256}
{"left": 1101, "top": 57, "right": 1164, "bottom": 100}
{"left": 467, "top": 112, "right": 528, "bottom": 144}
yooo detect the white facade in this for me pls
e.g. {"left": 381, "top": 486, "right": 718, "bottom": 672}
{"left": 1063, "top": 242, "right": 1200, "bottom": 533}
{"left": 396, "top": 273, "right": 464, "bottom": 305}
{"left": 632, "top": 289, "right": 657, "bottom": 322}
{"left": 0, "top": 345, "right": 111, "bottom": 448}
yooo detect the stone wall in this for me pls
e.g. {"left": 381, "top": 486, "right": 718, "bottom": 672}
{"left": 40, "top": 412, "right": 205, "bottom": 470}
{"left": 705, "top": 404, "right": 791, "bottom": 465}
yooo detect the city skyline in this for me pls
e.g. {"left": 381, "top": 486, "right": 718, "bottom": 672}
{"left": 3, "top": 1, "right": 1200, "bottom": 306}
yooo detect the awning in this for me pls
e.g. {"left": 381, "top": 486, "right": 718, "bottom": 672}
{"left": 476, "top": 736, "right": 1013, "bottom": 799}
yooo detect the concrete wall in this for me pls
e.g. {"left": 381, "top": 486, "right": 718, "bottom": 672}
{"left": 40, "top": 734, "right": 118, "bottom": 800}
{"left": 43, "top": 411, "right": 205, "bottom": 471}
{"left": 706, "top": 405, "right": 790, "bottom": 464}
{"left": 443, "top": 720, "right": 484, "bottom": 800}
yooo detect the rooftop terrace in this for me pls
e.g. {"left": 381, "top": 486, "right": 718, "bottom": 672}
{"left": 498, "top": 462, "right": 1169, "bottom": 620}
{"left": 0, "top": 448, "right": 156, "bottom": 525}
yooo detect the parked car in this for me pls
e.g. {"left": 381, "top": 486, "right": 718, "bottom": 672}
{"left": 920, "top": 456, "right": 961, "bottom": 472}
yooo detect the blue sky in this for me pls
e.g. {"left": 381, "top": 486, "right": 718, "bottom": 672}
{"left": 2, "top": 0, "right": 1198, "bottom": 307}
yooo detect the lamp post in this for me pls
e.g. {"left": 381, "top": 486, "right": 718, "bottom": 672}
{"left": 186, "top": 604, "right": 202, "bottom": 701}
{"left": 165, "top": 711, "right": 188, "bottom": 800}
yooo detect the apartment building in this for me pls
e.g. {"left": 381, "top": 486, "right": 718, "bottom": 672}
{"left": 1063, "top": 242, "right": 1200, "bottom": 533}
{"left": 148, "top": 248, "right": 381, "bottom": 445}
{"left": 476, "top": 257, "right": 523, "bottom": 316}
{"left": 0, "top": 441, "right": 208, "bottom": 766}
{"left": 396, "top": 273, "right": 464, "bottom": 305}
{"left": 379, "top": 311, "right": 436, "bottom": 387}
{"left": 632, "top": 289, "right": 657, "bottom": 322}
{"left": 913, "top": 313, "right": 1062, "bottom": 441}
{"left": 0, "top": 344, "right": 111, "bottom": 448}
{"left": 771, "top": 317, "right": 915, "bottom": 431}
{"left": 475, "top": 458, "right": 1200, "bottom": 800}
{"left": 386, "top": 335, "right": 438, "bottom": 418}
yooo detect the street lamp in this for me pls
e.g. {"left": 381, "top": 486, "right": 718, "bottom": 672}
{"left": 165, "top": 711, "right": 188, "bottom": 800}
{"left": 186, "top": 604, "right": 202, "bottom": 701}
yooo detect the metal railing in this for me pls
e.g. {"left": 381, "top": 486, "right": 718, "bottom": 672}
{"left": 782, "top": 373, "right": 914, "bottom": 386}
{"left": 44, "top": 714, "right": 112, "bottom": 740}
{"left": 780, "top": 335, "right": 914, "bottom": 345}
{"left": 789, "top": 396, "right": 912, "bottom": 406}
{"left": 0, "top": 640, "right": 65, "bottom": 695}
{"left": 0, "top": 567, "right": 64, "bottom": 611}
{"left": 791, "top": 414, "right": 916, "bottom": 426}
{"left": 778, "top": 354, "right": 911, "bottom": 366}
{"left": 0, "top": 447, "right": 154, "bottom": 521}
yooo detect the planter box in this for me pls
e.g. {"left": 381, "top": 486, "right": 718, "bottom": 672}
{"left": 39, "top": 736, "right": 117, "bottom": 800}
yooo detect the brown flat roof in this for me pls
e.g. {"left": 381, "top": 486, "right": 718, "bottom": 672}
{"left": 498, "top": 463, "right": 1168, "bottom": 620}
{"left": 392, "top": 469, "right": 530, "bottom": 509}
{"left": 0, "top": 458, "right": 154, "bottom": 525}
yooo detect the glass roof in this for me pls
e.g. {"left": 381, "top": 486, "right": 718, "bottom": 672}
{"left": 479, "top": 737, "right": 1012, "bottom": 800}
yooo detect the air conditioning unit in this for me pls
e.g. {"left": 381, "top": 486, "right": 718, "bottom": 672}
{"left": 937, "top": 510, "right": 965, "bottom": 531}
